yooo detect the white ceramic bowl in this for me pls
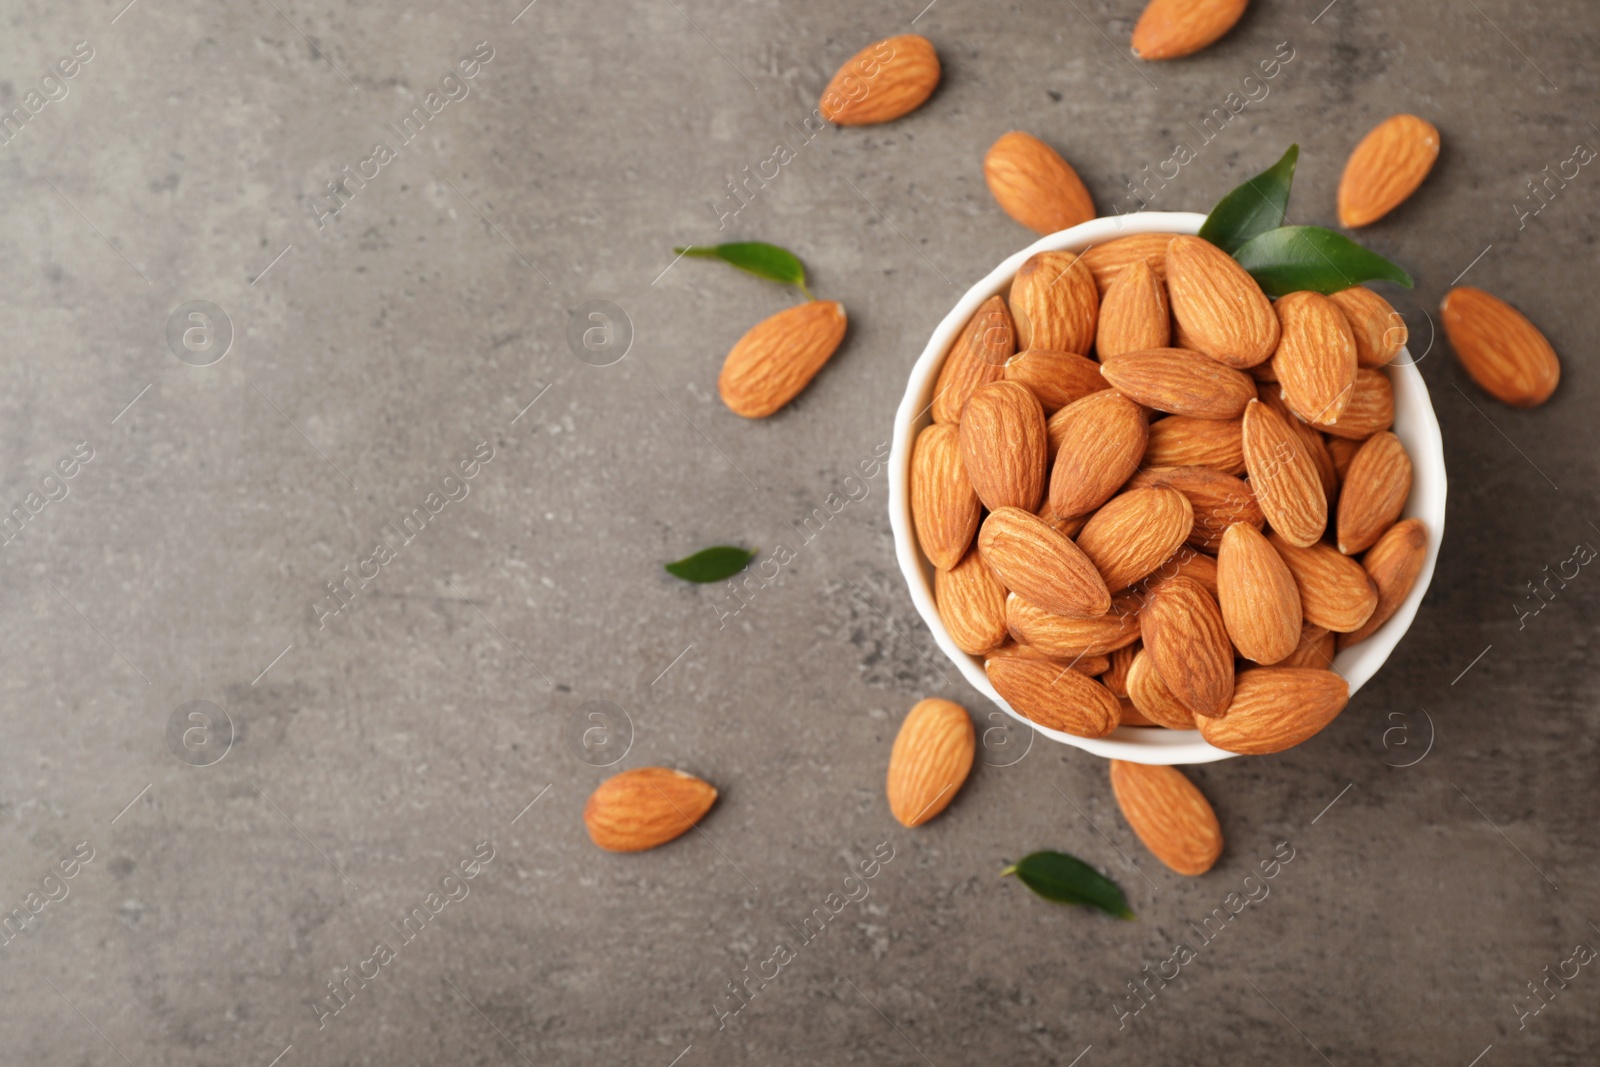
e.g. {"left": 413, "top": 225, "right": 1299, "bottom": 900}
{"left": 888, "top": 211, "right": 1446, "bottom": 765}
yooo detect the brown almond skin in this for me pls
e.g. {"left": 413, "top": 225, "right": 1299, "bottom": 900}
{"left": 1306, "top": 367, "right": 1395, "bottom": 439}
{"left": 886, "top": 698, "right": 974, "bottom": 827}
{"left": 719, "top": 301, "right": 847, "bottom": 418}
{"left": 1110, "top": 761, "right": 1223, "bottom": 876}
{"left": 1097, "top": 262, "right": 1170, "bottom": 360}
{"left": 584, "top": 768, "right": 718, "bottom": 852}
{"left": 984, "top": 132, "right": 1096, "bottom": 236}
{"left": 1129, "top": 466, "right": 1263, "bottom": 552}
{"left": 1131, "top": 0, "right": 1249, "bottom": 60}
{"left": 1339, "top": 518, "right": 1427, "bottom": 648}
{"left": 932, "top": 295, "right": 1016, "bottom": 424}
{"left": 1280, "top": 621, "right": 1336, "bottom": 668}
{"left": 1200, "top": 668, "right": 1350, "bottom": 754}
{"left": 1271, "top": 290, "right": 1359, "bottom": 426}
{"left": 1081, "top": 233, "right": 1176, "bottom": 294}
{"left": 1261, "top": 389, "right": 1339, "bottom": 503}
{"left": 1269, "top": 532, "right": 1378, "bottom": 633}
{"left": 1165, "top": 236, "right": 1280, "bottom": 368}
{"left": 1119, "top": 697, "right": 1157, "bottom": 727}
{"left": 1075, "top": 487, "right": 1195, "bottom": 591}
{"left": 1142, "top": 415, "right": 1245, "bottom": 474}
{"left": 959, "top": 381, "right": 1048, "bottom": 512}
{"left": 1101, "top": 348, "right": 1257, "bottom": 419}
{"left": 979, "top": 507, "right": 1111, "bottom": 618}
{"left": 820, "top": 35, "right": 940, "bottom": 127}
{"left": 1217, "top": 522, "right": 1303, "bottom": 665}
{"left": 985, "top": 653, "right": 1121, "bottom": 738}
{"left": 1102, "top": 641, "right": 1140, "bottom": 697}
{"left": 1241, "top": 398, "right": 1328, "bottom": 548}
{"left": 1141, "top": 575, "right": 1234, "bottom": 718}
{"left": 1125, "top": 648, "right": 1200, "bottom": 730}
{"left": 1326, "top": 434, "right": 1360, "bottom": 484}
{"left": 1047, "top": 391, "right": 1149, "bottom": 517}
{"left": 1004, "top": 348, "right": 1108, "bottom": 414}
{"left": 1006, "top": 592, "right": 1141, "bottom": 658}
{"left": 1440, "top": 287, "right": 1561, "bottom": 408}
{"left": 1009, "top": 250, "right": 1099, "bottom": 353}
{"left": 989, "top": 639, "right": 1111, "bottom": 677}
{"left": 1338, "top": 114, "right": 1440, "bottom": 228}
{"left": 910, "top": 423, "right": 979, "bottom": 570}
{"left": 1330, "top": 287, "right": 1407, "bottom": 368}
{"left": 1123, "top": 543, "right": 1220, "bottom": 608}
{"left": 936, "top": 548, "right": 1009, "bottom": 655}
{"left": 1336, "top": 431, "right": 1412, "bottom": 555}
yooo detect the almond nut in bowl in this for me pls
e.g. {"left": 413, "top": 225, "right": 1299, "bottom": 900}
{"left": 888, "top": 212, "right": 1447, "bottom": 765}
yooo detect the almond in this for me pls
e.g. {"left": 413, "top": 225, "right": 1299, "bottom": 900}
{"left": 979, "top": 507, "right": 1112, "bottom": 618}
{"left": 1440, "top": 286, "right": 1561, "bottom": 408}
{"left": 1142, "top": 415, "right": 1245, "bottom": 474}
{"left": 1330, "top": 286, "right": 1407, "bottom": 368}
{"left": 1076, "top": 487, "right": 1194, "bottom": 591}
{"left": 1269, "top": 532, "right": 1378, "bottom": 633}
{"left": 1046, "top": 390, "right": 1149, "bottom": 517}
{"left": 1165, "top": 236, "right": 1280, "bottom": 368}
{"left": 1125, "top": 648, "right": 1200, "bottom": 730}
{"left": 1129, "top": 466, "right": 1263, "bottom": 552}
{"left": 719, "top": 301, "right": 847, "bottom": 418}
{"left": 886, "top": 698, "right": 974, "bottom": 827}
{"left": 959, "top": 381, "right": 1048, "bottom": 512}
{"left": 584, "top": 767, "right": 717, "bottom": 852}
{"left": 910, "top": 423, "right": 980, "bottom": 570}
{"left": 984, "top": 652, "right": 1121, "bottom": 738}
{"left": 1339, "top": 518, "right": 1427, "bottom": 648}
{"left": 935, "top": 548, "right": 1009, "bottom": 655}
{"left": 820, "top": 35, "right": 940, "bottom": 127}
{"left": 992, "top": 641, "right": 1112, "bottom": 677}
{"left": 1217, "top": 522, "right": 1302, "bottom": 665}
{"left": 984, "top": 132, "right": 1097, "bottom": 236}
{"left": 1101, "top": 348, "right": 1257, "bottom": 419}
{"left": 1119, "top": 697, "right": 1156, "bottom": 727}
{"left": 931, "top": 295, "right": 1016, "bottom": 423}
{"left": 1305, "top": 367, "right": 1394, "bottom": 439}
{"left": 1141, "top": 575, "right": 1233, "bottom": 718}
{"left": 1338, "top": 114, "right": 1440, "bottom": 228}
{"left": 1240, "top": 398, "right": 1327, "bottom": 548}
{"left": 1081, "top": 233, "right": 1176, "bottom": 294}
{"left": 1336, "top": 431, "right": 1411, "bottom": 554}
{"left": 1097, "top": 262, "right": 1170, "bottom": 360}
{"left": 1279, "top": 621, "right": 1336, "bottom": 669}
{"left": 1110, "top": 761, "right": 1223, "bottom": 876}
{"left": 1271, "top": 290, "right": 1358, "bottom": 425}
{"left": 1009, "top": 250, "right": 1099, "bottom": 353}
{"left": 1261, "top": 388, "right": 1339, "bottom": 502}
{"left": 1006, "top": 592, "right": 1141, "bottom": 657}
{"left": 1102, "top": 641, "right": 1140, "bottom": 697}
{"left": 1131, "top": 0, "right": 1249, "bottom": 61}
{"left": 1199, "top": 667, "right": 1349, "bottom": 755}
{"left": 1326, "top": 434, "right": 1360, "bottom": 484}
{"left": 1004, "top": 348, "right": 1109, "bottom": 413}
{"left": 1142, "top": 544, "right": 1220, "bottom": 599}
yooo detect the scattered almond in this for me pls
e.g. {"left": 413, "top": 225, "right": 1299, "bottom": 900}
{"left": 886, "top": 698, "right": 974, "bottom": 827}
{"left": 984, "top": 132, "right": 1097, "bottom": 235}
{"left": 1440, "top": 286, "right": 1560, "bottom": 408}
{"left": 719, "top": 301, "right": 847, "bottom": 418}
{"left": 1336, "top": 430, "right": 1411, "bottom": 554}
{"left": 820, "top": 35, "right": 940, "bottom": 127}
{"left": 1110, "top": 761, "right": 1223, "bottom": 875}
{"left": 1338, "top": 114, "right": 1440, "bottom": 228}
{"left": 959, "top": 381, "right": 1048, "bottom": 512}
{"left": 584, "top": 768, "right": 718, "bottom": 852}
{"left": 1131, "top": 0, "right": 1250, "bottom": 61}
{"left": 910, "top": 423, "right": 980, "bottom": 570}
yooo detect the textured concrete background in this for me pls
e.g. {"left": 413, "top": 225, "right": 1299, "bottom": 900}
{"left": 1, "top": 0, "right": 1597, "bottom": 1063}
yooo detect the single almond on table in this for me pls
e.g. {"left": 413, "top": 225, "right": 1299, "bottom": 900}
{"left": 1338, "top": 114, "right": 1440, "bottom": 228}
{"left": 1141, "top": 575, "right": 1234, "bottom": 718}
{"left": 1129, "top": 466, "right": 1263, "bottom": 552}
{"left": 959, "top": 381, "right": 1048, "bottom": 512}
{"left": 1125, "top": 648, "right": 1200, "bottom": 730}
{"left": 1271, "top": 290, "right": 1359, "bottom": 426}
{"left": 1003, "top": 348, "right": 1108, "bottom": 413}
{"left": 584, "top": 768, "right": 718, "bottom": 852}
{"left": 719, "top": 301, "right": 847, "bottom": 418}
{"left": 1075, "top": 486, "right": 1195, "bottom": 591}
{"left": 910, "top": 423, "right": 980, "bottom": 570}
{"left": 1339, "top": 518, "right": 1428, "bottom": 648}
{"left": 1330, "top": 286, "right": 1407, "bottom": 368}
{"left": 1100, "top": 348, "right": 1257, "bottom": 419}
{"left": 1279, "top": 621, "right": 1335, "bottom": 669}
{"left": 984, "top": 652, "right": 1121, "bottom": 737}
{"left": 1269, "top": 532, "right": 1378, "bottom": 633}
{"left": 1261, "top": 388, "right": 1339, "bottom": 502}
{"left": 1326, "top": 434, "right": 1360, "bottom": 483}
{"left": 1142, "top": 415, "right": 1245, "bottom": 475}
{"left": 984, "top": 131, "right": 1097, "bottom": 235}
{"left": 1046, "top": 390, "right": 1149, "bottom": 517}
{"left": 1006, "top": 592, "right": 1141, "bottom": 657}
{"left": 1336, "top": 430, "right": 1412, "bottom": 554}
{"left": 886, "top": 698, "right": 974, "bottom": 827}
{"left": 1241, "top": 398, "right": 1327, "bottom": 548}
{"left": 1165, "top": 235, "right": 1280, "bottom": 368}
{"left": 1097, "top": 261, "right": 1170, "bottom": 360}
{"left": 1440, "top": 286, "right": 1560, "bottom": 408}
{"left": 1110, "top": 761, "right": 1223, "bottom": 876}
{"left": 1306, "top": 367, "right": 1395, "bottom": 439}
{"left": 1081, "top": 233, "right": 1176, "bottom": 294}
{"left": 936, "top": 548, "right": 1010, "bottom": 655}
{"left": 931, "top": 295, "right": 1016, "bottom": 423}
{"left": 1009, "top": 250, "right": 1099, "bottom": 353}
{"left": 1131, "top": 0, "right": 1250, "bottom": 60}
{"left": 1200, "top": 668, "right": 1349, "bottom": 754}
{"left": 979, "top": 507, "right": 1112, "bottom": 618}
{"left": 1101, "top": 641, "right": 1140, "bottom": 697}
{"left": 1217, "top": 522, "right": 1303, "bottom": 665}
{"left": 820, "top": 35, "right": 940, "bottom": 126}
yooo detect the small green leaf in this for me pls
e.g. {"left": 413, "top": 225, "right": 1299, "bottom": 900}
{"left": 664, "top": 545, "right": 757, "bottom": 583}
{"left": 674, "top": 242, "right": 812, "bottom": 297}
{"left": 1199, "top": 144, "right": 1300, "bottom": 255}
{"left": 1001, "top": 850, "right": 1134, "bottom": 919}
{"left": 1232, "top": 225, "right": 1414, "bottom": 296}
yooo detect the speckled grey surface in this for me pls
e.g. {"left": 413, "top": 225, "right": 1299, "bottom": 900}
{"left": 1, "top": 0, "right": 1598, "bottom": 1063}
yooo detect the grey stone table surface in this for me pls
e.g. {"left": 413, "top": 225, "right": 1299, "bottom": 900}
{"left": 1, "top": 0, "right": 1597, "bottom": 1063}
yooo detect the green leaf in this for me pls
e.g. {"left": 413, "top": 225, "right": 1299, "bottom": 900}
{"left": 674, "top": 242, "right": 812, "bottom": 297}
{"left": 1199, "top": 144, "right": 1299, "bottom": 255}
{"left": 1232, "top": 225, "right": 1414, "bottom": 296}
{"left": 1001, "top": 850, "right": 1134, "bottom": 919}
{"left": 664, "top": 545, "right": 757, "bottom": 583}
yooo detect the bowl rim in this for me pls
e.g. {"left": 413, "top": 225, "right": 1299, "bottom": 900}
{"left": 887, "top": 210, "right": 1447, "bottom": 765}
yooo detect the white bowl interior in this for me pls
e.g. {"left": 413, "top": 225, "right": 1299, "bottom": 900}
{"left": 888, "top": 211, "right": 1447, "bottom": 765}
